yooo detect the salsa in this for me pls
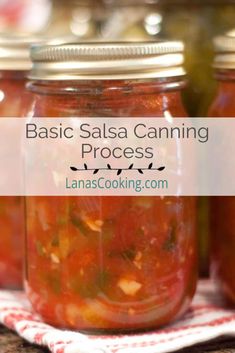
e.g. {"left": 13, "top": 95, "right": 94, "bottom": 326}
{"left": 0, "top": 196, "right": 23, "bottom": 288}
{"left": 0, "top": 69, "right": 32, "bottom": 288}
{"left": 25, "top": 42, "right": 197, "bottom": 332}
{"left": 209, "top": 35, "right": 235, "bottom": 303}
{"left": 0, "top": 35, "right": 38, "bottom": 288}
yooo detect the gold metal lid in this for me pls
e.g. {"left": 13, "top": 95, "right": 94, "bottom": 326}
{"left": 29, "top": 41, "right": 186, "bottom": 80}
{"left": 0, "top": 34, "right": 42, "bottom": 71}
{"left": 213, "top": 34, "right": 235, "bottom": 70}
{"left": 0, "top": 34, "right": 79, "bottom": 72}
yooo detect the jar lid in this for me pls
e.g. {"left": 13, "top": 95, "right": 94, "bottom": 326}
{"left": 0, "top": 34, "right": 79, "bottom": 72}
{"left": 0, "top": 34, "right": 41, "bottom": 71}
{"left": 29, "top": 41, "right": 186, "bottom": 80}
{"left": 213, "top": 34, "right": 235, "bottom": 70}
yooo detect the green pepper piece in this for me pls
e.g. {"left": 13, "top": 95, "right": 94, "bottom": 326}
{"left": 101, "top": 219, "right": 115, "bottom": 241}
{"left": 71, "top": 215, "right": 90, "bottom": 236}
{"left": 36, "top": 241, "right": 45, "bottom": 257}
{"left": 46, "top": 272, "right": 61, "bottom": 295}
{"left": 51, "top": 234, "right": 59, "bottom": 247}
{"left": 163, "top": 224, "right": 177, "bottom": 251}
{"left": 70, "top": 270, "right": 110, "bottom": 298}
{"left": 96, "top": 270, "right": 110, "bottom": 291}
{"left": 121, "top": 248, "right": 136, "bottom": 261}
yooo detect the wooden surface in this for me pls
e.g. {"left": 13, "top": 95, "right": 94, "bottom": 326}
{"left": 0, "top": 326, "right": 49, "bottom": 353}
{"left": 1, "top": 325, "right": 235, "bottom": 353}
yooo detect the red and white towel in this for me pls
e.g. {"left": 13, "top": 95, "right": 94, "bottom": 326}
{"left": 0, "top": 280, "right": 235, "bottom": 353}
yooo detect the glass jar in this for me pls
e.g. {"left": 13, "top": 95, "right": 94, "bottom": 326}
{"left": 25, "top": 41, "right": 197, "bottom": 332}
{"left": 208, "top": 35, "right": 235, "bottom": 303}
{"left": 0, "top": 35, "right": 35, "bottom": 288}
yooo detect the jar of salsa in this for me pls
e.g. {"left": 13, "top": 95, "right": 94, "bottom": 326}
{"left": 0, "top": 35, "right": 36, "bottom": 288}
{"left": 26, "top": 41, "right": 197, "bottom": 332}
{"left": 209, "top": 35, "right": 235, "bottom": 303}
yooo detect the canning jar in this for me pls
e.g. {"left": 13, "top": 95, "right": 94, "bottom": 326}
{"left": 25, "top": 41, "right": 197, "bottom": 332}
{"left": 209, "top": 35, "right": 235, "bottom": 303}
{"left": 0, "top": 36, "right": 35, "bottom": 288}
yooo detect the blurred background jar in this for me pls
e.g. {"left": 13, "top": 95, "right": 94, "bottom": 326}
{"left": 0, "top": 0, "right": 51, "bottom": 33}
{"left": 2, "top": 0, "right": 235, "bottom": 117}
{"left": 208, "top": 34, "right": 235, "bottom": 304}
{"left": 0, "top": 35, "right": 36, "bottom": 288}
{"left": 42, "top": 0, "right": 235, "bottom": 117}
{"left": 25, "top": 41, "right": 197, "bottom": 332}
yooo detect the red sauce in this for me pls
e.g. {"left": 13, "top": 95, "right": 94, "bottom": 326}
{"left": 0, "top": 71, "right": 31, "bottom": 288}
{"left": 25, "top": 77, "right": 197, "bottom": 332}
{"left": 208, "top": 69, "right": 235, "bottom": 304}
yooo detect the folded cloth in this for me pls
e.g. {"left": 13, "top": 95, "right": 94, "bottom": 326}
{"left": 0, "top": 280, "right": 234, "bottom": 353}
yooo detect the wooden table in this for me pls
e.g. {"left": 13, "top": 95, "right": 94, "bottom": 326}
{"left": 1, "top": 325, "right": 235, "bottom": 353}
{"left": 0, "top": 325, "right": 48, "bottom": 353}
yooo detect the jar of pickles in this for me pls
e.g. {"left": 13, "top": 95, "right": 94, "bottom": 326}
{"left": 25, "top": 41, "right": 197, "bottom": 332}
{"left": 209, "top": 35, "right": 235, "bottom": 303}
{"left": 0, "top": 35, "right": 35, "bottom": 288}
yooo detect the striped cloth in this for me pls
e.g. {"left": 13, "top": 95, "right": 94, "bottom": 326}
{"left": 0, "top": 280, "right": 234, "bottom": 353}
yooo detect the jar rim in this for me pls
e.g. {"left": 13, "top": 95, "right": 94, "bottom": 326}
{"left": 29, "top": 41, "right": 186, "bottom": 80}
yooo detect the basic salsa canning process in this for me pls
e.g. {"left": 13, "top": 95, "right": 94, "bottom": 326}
{"left": 25, "top": 122, "right": 209, "bottom": 143}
